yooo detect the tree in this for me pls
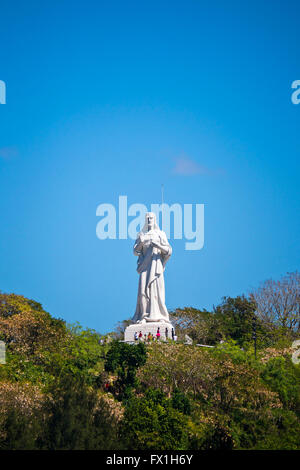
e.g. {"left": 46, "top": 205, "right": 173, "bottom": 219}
{"left": 120, "top": 388, "right": 188, "bottom": 450}
{"left": 104, "top": 341, "right": 146, "bottom": 400}
{"left": 0, "top": 380, "right": 44, "bottom": 450}
{"left": 214, "top": 295, "right": 258, "bottom": 347}
{"left": 113, "top": 318, "right": 133, "bottom": 340}
{"left": 171, "top": 388, "right": 192, "bottom": 415}
{"left": 0, "top": 408, "right": 40, "bottom": 450}
{"left": 169, "top": 307, "right": 222, "bottom": 345}
{"left": 38, "top": 374, "right": 121, "bottom": 450}
{"left": 0, "top": 293, "right": 67, "bottom": 357}
{"left": 138, "top": 342, "right": 296, "bottom": 450}
{"left": 57, "top": 323, "right": 106, "bottom": 385}
{"left": 261, "top": 356, "right": 300, "bottom": 414}
{"left": 250, "top": 271, "right": 300, "bottom": 333}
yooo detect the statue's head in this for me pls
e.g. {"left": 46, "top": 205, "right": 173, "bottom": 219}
{"left": 145, "top": 212, "right": 156, "bottom": 231}
{"left": 138, "top": 212, "right": 163, "bottom": 236}
{"left": 140, "top": 212, "right": 160, "bottom": 233}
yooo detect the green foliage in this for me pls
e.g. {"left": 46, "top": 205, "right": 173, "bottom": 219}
{"left": 170, "top": 295, "right": 297, "bottom": 351}
{"left": 0, "top": 408, "right": 41, "bottom": 450}
{"left": 261, "top": 326, "right": 297, "bottom": 349}
{"left": 120, "top": 388, "right": 188, "bottom": 450}
{"left": 171, "top": 388, "right": 192, "bottom": 415}
{"left": 0, "top": 293, "right": 69, "bottom": 370}
{"left": 138, "top": 341, "right": 300, "bottom": 449}
{"left": 261, "top": 357, "right": 300, "bottom": 415}
{"left": 169, "top": 307, "right": 222, "bottom": 345}
{"left": 38, "top": 373, "right": 122, "bottom": 450}
{"left": 59, "top": 323, "right": 106, "bottom": 384}
{"left": 105, "top": 341, "right": 147, "bottom": 400}
{"left": 212, "top": 339, "right": 258, "bottom": 366}
{"left": 252, "top": 408, "right": 300, "bottom": 450}
{"left": 214, "top": 295, "right": 258, "bottom": 347}
{"left": 187, "top": 412, "right": 234, "bottom": 450}
{"left": 0, "top": 351, "right": 53, "bottom": 385}
{"left": 0, "top": 289, "right": 299, "bottom": 450}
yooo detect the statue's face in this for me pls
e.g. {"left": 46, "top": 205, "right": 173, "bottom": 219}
{"left": 146, "top": 213, "right": 155, "bottom": 230}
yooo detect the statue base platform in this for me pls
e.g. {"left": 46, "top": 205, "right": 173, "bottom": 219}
{"left": 124, "top": 321, "right": 175, "bottom": 342}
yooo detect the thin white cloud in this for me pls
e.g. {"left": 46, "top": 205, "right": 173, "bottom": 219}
{"left": 172, "top": 156, "right": 208, "bottom": 176}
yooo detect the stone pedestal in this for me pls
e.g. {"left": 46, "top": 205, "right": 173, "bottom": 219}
{"left": 124, "top": 322, "right": 175, "bottom": 342}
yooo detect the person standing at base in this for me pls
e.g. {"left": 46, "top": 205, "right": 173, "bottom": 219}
{"left": 156, "top": 327, "right": 161, "bottom": 341}
{"left": 165, "top": 327, "right": 168, "bottom": 339}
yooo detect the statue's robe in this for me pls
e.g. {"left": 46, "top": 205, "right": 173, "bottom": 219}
{"left": 133, "top": 229, "right": 172, "bottom": 323}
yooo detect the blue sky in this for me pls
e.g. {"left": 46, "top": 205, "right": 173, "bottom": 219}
{"left": 0, "top": 0, "right": 299, "bottom": 333}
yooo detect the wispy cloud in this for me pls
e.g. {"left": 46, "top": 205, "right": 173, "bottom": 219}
{"left": 0, "top": 146, "right": 18, "bottom": 160}
{"left": 172, "top": 155, "right": 209, "bottom": 176}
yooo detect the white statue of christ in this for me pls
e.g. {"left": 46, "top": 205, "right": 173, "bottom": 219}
{"left": 132, "top": 212, "right": 172, "bottom": 323}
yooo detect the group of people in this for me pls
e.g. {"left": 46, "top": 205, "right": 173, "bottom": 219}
{"left": 133, "top": 326, "right": 177, "bottom": 342}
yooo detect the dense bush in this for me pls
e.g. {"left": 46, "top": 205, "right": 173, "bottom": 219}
{"left": 104, "top": 340, "right": 147, "bottom": 400}
{"left": 120, "top": 388, "right": 188, "bottom": 450}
